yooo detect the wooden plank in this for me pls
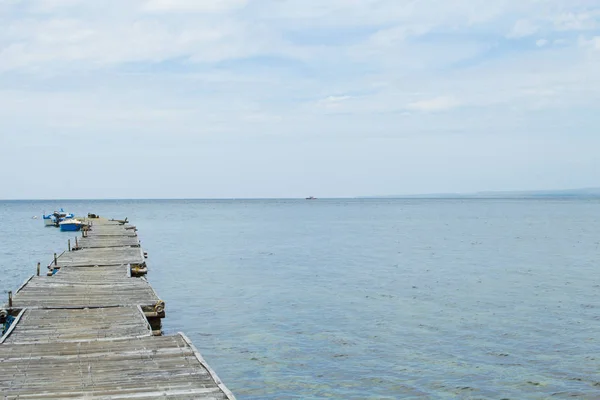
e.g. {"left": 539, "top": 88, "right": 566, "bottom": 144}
{"left": 0, "top": 216, "right": 235, "bottom": 399}
{"left": 10, "top": 275, "right": 161, "bottom": 309}
{"left": 86, "top": 222, "right": 136, "bottom": 229}
{"left": 0, "top": 334, "right": 235, "bottom": 399}
{"left": 86, "top": 229, "right": 138, "bottom": 238}
{"left": 46, "top": 265, "right": 131, "bottom": 283}
{"left": 76, "top": 236, "right": 140, "bottom": 249}
{"left": 84, "top": 218, "right": 130, "bottom": 226}
{"left": 83, "top": 223, "right": 138, "bottom": 238}
{"left": 180, "top": 332, "right": 237, "bottom": 400}
{"left": 2, "top": 307, "right": 152, "bottom": 344}
{"left": 87, "top": 224, "right": 137, "bottom": 232}
{"left": 0, "top": 309, "right": 25, "bottom": 344}
{"left": 55, "top": 247, "right": 145, "bottom": 268}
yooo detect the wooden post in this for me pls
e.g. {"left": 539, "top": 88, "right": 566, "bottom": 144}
{"left": 37, "top": 262, "right": 40, "bottom": 276}
{"left": 75, "top": 237, "right": 78, "bottom": 248}
{"left": 68, "top": 239, "right": 71, "bottom": 252}
{"left": 8, "top": 291, "right": 12, "bottom": 308}
{"left": 54, "top": 253, "right": 57, "bottom": 266}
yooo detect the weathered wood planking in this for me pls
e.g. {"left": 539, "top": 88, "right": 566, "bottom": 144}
{"left": 86, "top": 228, "right": 138, "bottom": 237}
{"left": 85, "top": 219, "right": 130, "bottom": 226}
{"left": 76, "top": 236, "right": 140, "bottom": 249}
{"left": 50, "top": 265, "right": 131, "bottom": 283}
{"left": 54, "top": 247, "right": 145, "bottom": 268}
{"left": 83, "top": 217, "right": 135, "bottom": 227}
{"left": 0, "top": 334, "right": 234, "bottom": 399}
{"left": 84, "top": 222, "right": 138, "bottom": 238}
{"left": 88, "top": 225, "right": 137, "bottom": 233}
{"left": 1, "top": 216, "right": 235, "bottom": 399}
{"left": 87, "top": 221, "right": 136, "bottom": 229}
{"left": 2, "top": 306, "right": 151, "bottom": 344}
{"left": 11, "top": 275, "right": 161, "bottom": 309}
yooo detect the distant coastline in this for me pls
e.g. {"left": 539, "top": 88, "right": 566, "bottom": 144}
{"left": 362, "top": 187, "right": 600, "bottom": 199}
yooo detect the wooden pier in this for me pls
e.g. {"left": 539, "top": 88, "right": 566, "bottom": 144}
{"left": 0, "top": 217, "right": 235, "bottom": 399}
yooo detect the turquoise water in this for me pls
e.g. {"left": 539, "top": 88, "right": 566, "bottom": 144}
{"left": 1, "top": 199, "right": 599, "bottom": 399}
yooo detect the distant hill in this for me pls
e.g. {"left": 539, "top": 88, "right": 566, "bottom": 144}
{"left": 365, "top": 188, "right": 600, "bottom": 199}
{"left": 474, "top": 188, "right": 600, "bottom": 198}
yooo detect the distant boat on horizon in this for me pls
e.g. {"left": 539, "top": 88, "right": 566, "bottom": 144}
{"left": 305, "top": 196, "right": 317, "bottom": 200}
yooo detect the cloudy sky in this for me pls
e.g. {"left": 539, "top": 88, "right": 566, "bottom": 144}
{"left": 1, "top": 0, "right": 599, "bottom": 199}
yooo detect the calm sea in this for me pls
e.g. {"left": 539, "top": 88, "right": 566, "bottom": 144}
{"left": 1, "top": 199, "right": 599, "bottom": 399}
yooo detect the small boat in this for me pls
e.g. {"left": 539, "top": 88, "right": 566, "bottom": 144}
{"left": 305, "top": 196, "right": 317, "bottom": 200}
{"left": 42, "top": 214, "right": 57, "bottom": 226}
{"left": 43, "top": 209, "right": 75, "bottom": 227}
{"left": 59, "top": 219, "right": 86, "bottom": 232}
{"left": 55, "top": 209, "right": 75, "bottom": 220}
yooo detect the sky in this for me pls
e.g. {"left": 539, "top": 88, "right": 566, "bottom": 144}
{"left": 1, "top": 0, "right": 600, "bottom": 199}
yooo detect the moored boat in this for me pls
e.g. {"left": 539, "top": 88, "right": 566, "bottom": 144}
{"left": 59, "top": 219, "right": 86, "bottom": 232}
{"left": 43, "top": 209, "right": 75, "bottom": 227}
{"left": 42, "top": 214, "right": 56, "bottom": 226}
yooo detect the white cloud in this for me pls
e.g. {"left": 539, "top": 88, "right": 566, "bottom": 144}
{"left": 407, "top": 96, "right": 462, "bottom": 112}
{"left": 27, "top": 0, "right": 83, "bottom": 12}
{"left": 319, "top": 95, "right": 352, "bottom": 104}
{"left": 578, "top": 35, "right": 600, "bottom": 50}
{"left": 507, "top": 19, "right": 539, "bottom": 38}
{"left": 368, "top": 25, "right": 432, "bottom": 47}
{"left": 315, "top": 95, "right": 354, "bottom": 112}
{"left": 553, "top": 11, "right": 600, "bottom": 31}
{"left": 142, "top": 0, "right": 248, "bottom": 13}
{"left": 0, "top": 1, "right": 599, "bottom": 138}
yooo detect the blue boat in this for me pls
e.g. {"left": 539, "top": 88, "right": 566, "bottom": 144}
{"left": 43, "top": 209, "right": 75, "bottom": 227}
{"left": 59, "top": 219, "right": 86, "bottom": 232}
{"left": 42, "top": 214, "right": 56, "bottom": 226}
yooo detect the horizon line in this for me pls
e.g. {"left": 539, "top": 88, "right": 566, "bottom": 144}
{"left": 2, "top": 186, "right": 600, "bottom": 202}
